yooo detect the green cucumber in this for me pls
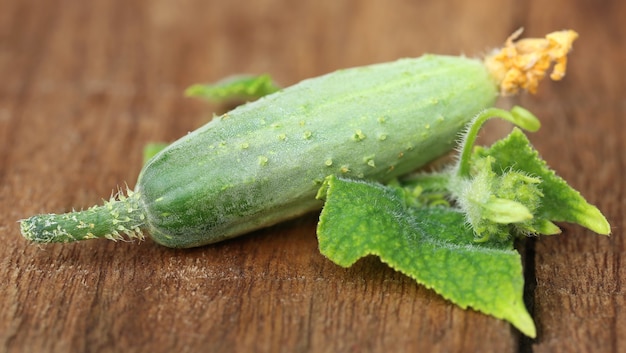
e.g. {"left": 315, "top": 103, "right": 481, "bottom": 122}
{"left": 20, "top": 55, "right": 498, "bottom": 248}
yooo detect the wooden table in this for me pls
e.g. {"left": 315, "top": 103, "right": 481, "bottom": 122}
{"left": 1, "top": 0, "right": 624, "bottom": 352}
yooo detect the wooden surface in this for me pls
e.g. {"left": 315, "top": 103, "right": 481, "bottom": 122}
{"left": 1, "top": 0, "right": 624, "bottom": 352}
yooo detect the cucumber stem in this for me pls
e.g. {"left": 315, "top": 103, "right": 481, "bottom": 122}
{"left": 457, "top": 106, "right": 540, "bottom": 178}
{"left": 20, "top": 190, "right": 146, "bottom": 243}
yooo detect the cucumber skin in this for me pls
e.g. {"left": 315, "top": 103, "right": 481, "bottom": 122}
{"left": 137, "top": 55, "right": 498, "bottom": 248}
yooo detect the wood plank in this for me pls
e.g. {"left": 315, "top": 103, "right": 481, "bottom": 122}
{"left": 513, "top": 1, "right": 626, "bottom": 351}
{"left": 0, "top": 0, "right": 622, "bottom": 352}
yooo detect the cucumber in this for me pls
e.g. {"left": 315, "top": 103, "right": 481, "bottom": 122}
{"left": 20, "top": 55, "right": 498, "bottom": 248}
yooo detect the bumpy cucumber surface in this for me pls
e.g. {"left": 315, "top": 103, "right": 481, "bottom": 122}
{"left": 137, "top": 55, "right": 497, "bottom": 248}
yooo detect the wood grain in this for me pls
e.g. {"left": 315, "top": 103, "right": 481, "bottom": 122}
{"left": 0, "top": 0, "right": 623, "bottom": 352}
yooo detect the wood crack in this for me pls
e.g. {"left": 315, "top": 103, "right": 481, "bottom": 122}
{"left": 519, "top": 237, "right": 537, "bottom": 353}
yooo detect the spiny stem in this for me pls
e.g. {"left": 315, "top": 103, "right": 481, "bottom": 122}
{"left": 20, "top": 190, "right": 146, "bottom": 243}
{"left": 457, "top": 106, "right": 540, "bottom": 178}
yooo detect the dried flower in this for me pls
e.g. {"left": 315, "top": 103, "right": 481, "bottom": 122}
{"left": 485, "top": 28, "right": 579, "bottom": 95}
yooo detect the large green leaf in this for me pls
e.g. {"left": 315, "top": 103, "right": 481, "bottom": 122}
{"left": 316, "top": 176, "right": 536, "bottom": 337}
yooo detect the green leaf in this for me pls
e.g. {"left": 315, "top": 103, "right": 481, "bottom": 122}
{"left": 482, "top": 198, "right": 533, "bottom": 223}
{"left": 185, "top": 74, "right": 280, "bottom": 102}
{"left": 143, "top": 142, "right": 169, "bottom": 165}
{"left": 317, "top": 175, "right": 536, "bottom": 337}
{"left": 474, "top": 128, "right": 611, "bottom": 235}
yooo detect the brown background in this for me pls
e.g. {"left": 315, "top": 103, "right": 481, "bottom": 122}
{"left": 1, "top": 0, "right": 624, "bottom": 352}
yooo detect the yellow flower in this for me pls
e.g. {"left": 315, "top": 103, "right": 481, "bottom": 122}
{"left": 485, "top": 28, "right": 579, "bottom": 95}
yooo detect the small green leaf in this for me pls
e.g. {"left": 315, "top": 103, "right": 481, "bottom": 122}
{"left": 482, "top": 198, "right": 533, "bottom": 223}
{"left": 143, "top": 142, "right": 169, "bottom": 165}
{"left": 474, "top": 128, "right": 611, "bottom": 235}
{"left": 317, "top": 175, "right": 536, "bottom": 337}
{"left": 520, "top": 219, "right": 562, "bottom": 235}
{"left": 185, "top": 74, "right": 280, "bottom": 102}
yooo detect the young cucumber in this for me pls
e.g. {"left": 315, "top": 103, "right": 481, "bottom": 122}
{"left": 21, "top": 55, "right": 497, "bottom": 248}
